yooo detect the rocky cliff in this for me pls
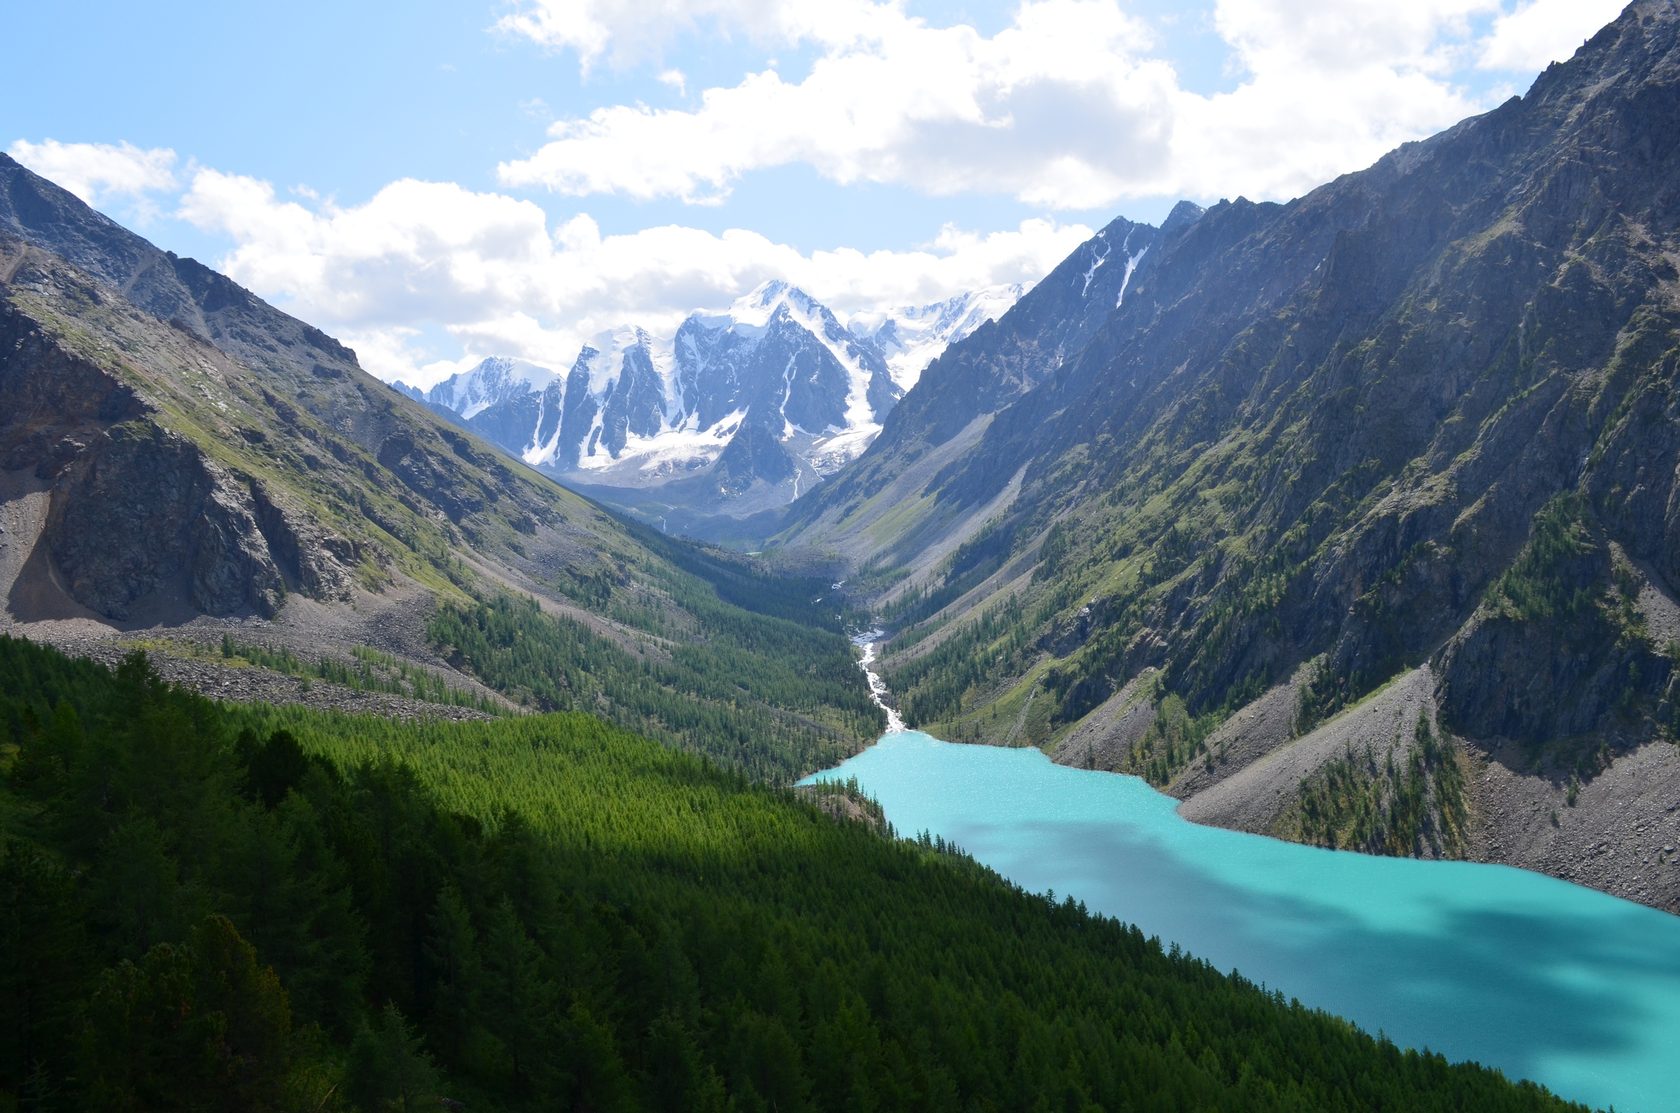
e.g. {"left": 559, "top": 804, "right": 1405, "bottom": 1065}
{"left": 0, "top": 243, "right": 354, "bottom": 620}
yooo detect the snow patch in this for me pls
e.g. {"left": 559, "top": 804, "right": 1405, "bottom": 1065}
{"left": 1080, "top": 232, "right": 1111, "bottom": 297}
{"left": 426, "top": 356, "right": 557, "bottom": 421}
{"left": 848, "top": 283, "right": 1023, "bottom": 392}
{"left": 1116, "top": 245, "right": 1148, "bottom": 308}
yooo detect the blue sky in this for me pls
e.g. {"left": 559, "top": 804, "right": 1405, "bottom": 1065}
{"left": 8, "top": 0, "right": 1624, "bottom": 386}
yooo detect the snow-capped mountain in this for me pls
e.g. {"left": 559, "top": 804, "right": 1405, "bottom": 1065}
{"left": 396, "top": 357, "right": 558, "bottom": 458}
{"left": 414, "top": 356, "right": 556, "bottom": 418}
{"left": 848, "top": 284, "right": 1025, "bottom": 392}
{"left": 401, "top": 281, "right": 1022, "bottom": 519}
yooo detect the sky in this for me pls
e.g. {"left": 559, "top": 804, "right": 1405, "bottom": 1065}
{"left": 7, "top": 0, "right": 1626, "bottom": 388}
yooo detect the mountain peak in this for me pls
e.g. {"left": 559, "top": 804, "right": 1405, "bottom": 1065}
{"left": 416, "top": 356, "right": 558, "bottom": 420}
{"left": 1161, "top": 200, "right": 1206, "bottom": 235}
{"left": 845, "top": 284, "right": 1027, "bottom": 392}
{"left": 738, "top": 278, "right": 820, "bottom": 318}
{"left": 409, "top": 276, "right": 1013, "bottom": 516}
{"left": 475, "top": 355, "right": 557, "bottom": 386}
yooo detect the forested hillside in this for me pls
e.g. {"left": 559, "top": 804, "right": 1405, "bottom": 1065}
{"left": 427, "top": 591, "right": 879, "bottom": 780}
{"left": 0, "top": 637, "right": 1581, "bottom": 1111}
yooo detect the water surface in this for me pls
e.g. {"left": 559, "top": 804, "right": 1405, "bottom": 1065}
{"left": 804, "top": 730, "right": 1680, "bottom": 1113}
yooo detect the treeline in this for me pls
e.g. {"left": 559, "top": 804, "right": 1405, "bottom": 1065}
{"left": 0, "top": 636, "right": 1586, "bottom": 1112}
{"left": 429, "top": 595, "right": 881, "bottom": 781}
{"left": 205, "top": 636, "right": 503, "bottom": 715}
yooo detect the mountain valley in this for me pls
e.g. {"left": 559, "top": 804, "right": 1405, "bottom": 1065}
{"left": 0, "top": 152, "right": 881, "bottom": 780}
{"left": 5, "top": 1, "right": 1680, "bottom": 1109}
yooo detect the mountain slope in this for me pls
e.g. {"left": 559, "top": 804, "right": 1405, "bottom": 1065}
{"left": 779, "top": 0, "right": 1680, "bottom": 910}
{"left": 778, "top": 213, "right": 1164, "bottom": 570}
{"left": 0, "top": 153, "right": 880, "bottom": 777}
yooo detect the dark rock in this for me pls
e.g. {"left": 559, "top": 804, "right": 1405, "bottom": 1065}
{"left": 44, "top": 423, "right": 285, "bottom": 618}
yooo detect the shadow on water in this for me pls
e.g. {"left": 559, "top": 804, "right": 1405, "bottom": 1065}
{"left": 972, "top": 818, "right": 1680, "bottom": 1088}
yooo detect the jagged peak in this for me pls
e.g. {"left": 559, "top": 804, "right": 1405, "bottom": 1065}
{"left": 410, "top": 356, "right": 557, "bottom": 415}
{"left": 473, "top": 355, "right": 556, "bottom": 384}
{"left": 378, "top": 272, "right": 1019, "bottom": 503}
{"left": 1521, "top": 0, "right": 1680, "bottom": 109}
{"left": 1161, "top": 200, "right": 1206, "bottom": 235}
{"left": 736, "top": 278, "right": 822, "bottom": 319}
{"left": 849, "top": 284, "right": 1025, "bottom": 335}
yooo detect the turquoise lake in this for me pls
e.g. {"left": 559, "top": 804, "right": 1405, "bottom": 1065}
{"left": 803, "top": 730, "right": 1680, "bottom": 1113}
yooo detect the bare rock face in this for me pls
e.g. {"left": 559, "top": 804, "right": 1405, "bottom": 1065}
{"left": 44, "top": 423, "right": 283, "bottom": 618}
{"left": 1, "top": 275, "right": 354, "bottom": 621}
{"left": 247, "top": 480, "right": 358, "bottom": 601}
{"left": 1431, "top": 497, "right": 1677, "bottom": 750}
{"left": 1439, "top": 605, "right": 1672, "bottom": 747}
{"left": 0, "top": 295, "right": 144, "bottom": 471}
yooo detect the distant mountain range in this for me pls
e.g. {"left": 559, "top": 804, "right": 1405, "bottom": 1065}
{"left": 397, "top": 282, "right": 1022, "bottom": 528}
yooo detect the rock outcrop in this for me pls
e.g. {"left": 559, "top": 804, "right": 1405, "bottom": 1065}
{"left": 0, "top": 260, "right": 355, "bottom": 620}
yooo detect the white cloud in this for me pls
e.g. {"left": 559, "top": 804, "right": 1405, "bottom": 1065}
{"left": 1166, "top": 0, "right": 1501, "bottom": 201}
{"left": 25, "top": 2, "right": 1633, "bottom": 387}
{"left": 6, "top": 139, "right": 179, "bottom": 211}
{"left": 177, "top": 167, "right": 1090, "bottom": 387}
{"left": 495, "top": 0, "right": 902, "bottom": 70}
{"left": 499, "top": 1, "right": 1176, "bottom": 208}
{"left": 1214, "top": 0, "right": 1496, "bottom": 76}
{"left": 497, "top": 0, "right": 1629, "bottom": 211}
{"left": 1478, "top": 0, "right": 1626, "bottom": 71}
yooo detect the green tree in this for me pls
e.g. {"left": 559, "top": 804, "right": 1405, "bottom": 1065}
{"left": 345, "top": 1004, "right": 437, "bottom": 1113}
{"left": 79, "top": 916, "right": 292, "bottom": 1112}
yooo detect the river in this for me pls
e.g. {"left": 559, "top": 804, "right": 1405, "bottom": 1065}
{"left": 803, "top": 639, "right": 1680, "bottom": 1113}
